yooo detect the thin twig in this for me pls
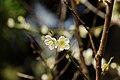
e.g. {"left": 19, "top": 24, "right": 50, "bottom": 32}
{"left": 71, "top": 71, "right": 80, "bottom": 80}
{"left": 81, "top": 0, "right": 120, "bottom": 26}
{"left": 28, "top": 34, "right": 55, "bottom": 80}
{"left": 64, "top": 1, "right": 89, "bottom": 31}
{"left": 68, "top": 53, "right": 88, "bottom": 80}
{"left": 64, "top": 1, "right": 97, "bottom": 56}
{"left": 21, "top": 1, "right": 38, "bottom": 19}
{"left": 60, "top": 0, "right": 67, "bottom": 30}
{"left": 81, "top": 0, "right": 105, "bottom": 19}
{"left": 53, "top": 53, "right": 66, "bottom": 69}
{"left": 16, "top": 72, "right": 35, "bottom": 80}
{"left": 95, "top": 0, "right": 114, "bottom": 80}
{"left": 70, "top": 0, "right": 90, "bottom": 78}
{"left": 91, "top": 0, "right": 100, "bottom": 28}
{"left": 55, "top": 61, "right": 71, "bottom": 80}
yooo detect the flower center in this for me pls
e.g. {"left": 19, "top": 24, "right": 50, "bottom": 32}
{"left": 60, "top": 40, "right": 65, "bottom": 46}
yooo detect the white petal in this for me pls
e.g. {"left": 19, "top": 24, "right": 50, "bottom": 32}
{"left": 51, "top": 38, "right": 57, "bottom": 48}
{"left": 64, "top": 44, "right": 70, "bottom": 50}
{"left": 60, "top": 48, "right": 64, "bottom": 51}
{"left": 65, "top": 38, "right": 69, "bottom": 43}
{"left": 54, "top": 41, "right": 58, "bottom": 48}
{"left": 49, "top": 45, "right": 55, "bottom": 50}
{"left": 44, "top": 39, "right": 50, "bottom": 45}
{"left": 59, "top": 36, "right": 65, "bottom": 40}
{"left": 44, "top": 35, "right": 58, "bottom": 50}
{"left": 58, "top": 47, "right": 64, "bottom": 51}
{"left": 45, "top": 35, "right": 52, "bottom": 39}
{"left": 52, "top": 37, "right": 57, "bottom": 42}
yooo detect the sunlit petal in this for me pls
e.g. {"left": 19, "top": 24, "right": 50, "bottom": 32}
{"left": 64, "top": 44, "right": 70, "bottom": 50}
{"left": 44, "top": 35, "right": 57, "bottom": 50}
{"left": 57, "top": 36, "right": 70, "bottom": 51}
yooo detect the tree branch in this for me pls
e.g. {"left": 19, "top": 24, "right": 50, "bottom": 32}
{"left": 69, "top": 0, "right": 90, "bottom": 79}
{"left": 67, "top": 52, "right": 88, "bottom": 80}
{"left": 55, "top": 61, "right": 71, "bottom": 80}
{"left": 64, "top": 1, "right": 97, "bottom": 56}
{"left": 81, "top": 0, "right": 120, "bottom": 26}
{"left": 60, "top": 0, "right": 67, "bottom": 30}
{"left": 95, "top": 0, "right": 115, "bottom": 80}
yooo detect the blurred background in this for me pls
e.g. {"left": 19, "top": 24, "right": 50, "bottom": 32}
{"left": 0, "top": 0, "right": 120, "bottom": 80}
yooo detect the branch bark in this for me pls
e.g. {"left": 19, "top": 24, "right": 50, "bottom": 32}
{"left": 95, "top": 0, "right": 114, "bottom": 80}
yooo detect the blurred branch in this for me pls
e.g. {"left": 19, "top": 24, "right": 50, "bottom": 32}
{"left": 91, "top": 1, "right": 100, "bottom": 28}
{"left": 53, "top": 53, "right": 66, "bottom": 69}
{"left": 64, "top": 1, "right": 97, "bottom": 56}
{"left": 70, "top": 0, "right": 90, "bottom": 78}
{"left": 81, "top": 0, "right": 120, "bottom": 26}
{"left": 28, "top": 34, "right": 55, "bottom": 80}
{"left": 67, "top": 52, "right": 88, "bottom": 80}
{"left": 29, "top": 35, "right": 48, "bottom": 66}
{"left": 95, "top": 0, "right": 114, "bottom": 80}
{"left": 21, "top": 1, "right": 38, "bottom": 19}
{"left": 55, "top": 61, "right": 71, "bottom": 80}
{"left": 60, "top": 0, "right": 67, "bottom": 30}
{"left": 72, "top": 71, "right": 80, "bottom": 80}
{"left": 16, "top": 72, "right": 35, "bottom": 80}
{"left": 81, "top": 0, "right": 105, "bottom": 18}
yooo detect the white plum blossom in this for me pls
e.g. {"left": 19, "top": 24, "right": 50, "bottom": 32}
{"left": 57, "top": 36, "right": 70, "bottom": 51}
{"left": 44, "top": 35, "right": 57, "bottom": 50}
{"left": 41, "top": 25, "right": 48, "bottom": 34}
{"left": 46, "top": 57, "right": 55, "bottom": 69}
{"left": 18, "top": 16, "right": 25, "bottom": 23}
{"left": 7, "top": 18, "right": 15, "bottom": 28}
{"left": 17, "top": 16, "right": 31, "bottom": 30}
{"left": 110, "top": 62, "right": 117, "bottom": 69}
{"left": 79, "top": 25, "right": 88, "bottom": 38}
{"left": 41, "top": 74, "right": 48, "bottom": 80}
{"left": 44, "top": 35, "right": 70, "bottom": 51}
{"left": 83, "top": 48, "right": 93, "bottom": 65}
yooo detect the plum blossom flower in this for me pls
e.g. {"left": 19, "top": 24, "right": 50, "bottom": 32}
{"left": 57, "top": 36, "right": 70, "bottom": 51}
{"left": 83, "top": 48, "right": 93, "bottom": 65}
{"left": 7, "top": 18, "right": 15, "bottom": 28}
{"left": 44, "top": 35, "right": 70, "bottom": 51}
{"left": 44, "top": 35, "right": 57, "bottom": 50}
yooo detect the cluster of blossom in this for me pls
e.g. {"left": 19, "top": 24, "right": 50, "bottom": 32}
{"left": 44, "top": 35, "right": 70, "bottom": 51}
{"left": 7, "top": 16, "right": 30, "bottom": 29}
